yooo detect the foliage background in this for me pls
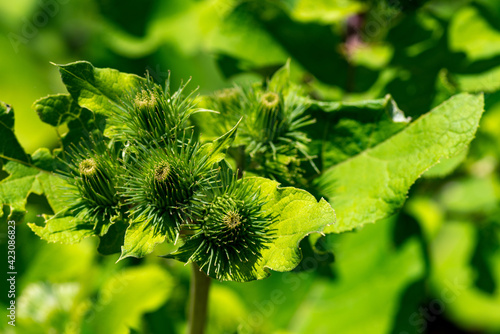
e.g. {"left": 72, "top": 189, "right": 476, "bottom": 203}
{"left": 1, "top": 0, "right": 500, "bottom": 333}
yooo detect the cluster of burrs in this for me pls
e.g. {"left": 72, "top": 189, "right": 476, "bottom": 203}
{"left": 203, "top": 66, "right": 318, "bottom": 186}
{"left": 58, "top": 74, "right": 276, "bottom": 279}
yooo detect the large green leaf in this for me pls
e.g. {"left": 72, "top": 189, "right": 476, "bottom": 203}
{"left": 57, "top": 61, "right": 144, "bottom": 116}
{"left": 315, "top": 93, "right": 484, "bottom": 233}
{"left": 0, "top": 101, "right": 29, "bottom": 163}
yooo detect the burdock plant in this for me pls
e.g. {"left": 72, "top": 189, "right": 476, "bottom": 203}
{"left": 0, "top": 59, "right": 484, "bottom": 334}
{"left": 13, "top": 60, "right": 337, "bottom": 334}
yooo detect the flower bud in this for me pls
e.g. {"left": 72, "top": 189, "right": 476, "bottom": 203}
{"left": 260, "top": 91, "right": 280, "bottom": 110}
{"left": 60, "top": 142, "right": 122, "bottom": 235}
{"left": 123, "top": 138, "right": 208, "bottom": 241}
{"left": 178, "top": 170, "right": 276, "bottom": 281}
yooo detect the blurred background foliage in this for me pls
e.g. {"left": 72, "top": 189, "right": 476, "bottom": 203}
{"left": 1, "top": 0, "right": 500, "bottom": 333}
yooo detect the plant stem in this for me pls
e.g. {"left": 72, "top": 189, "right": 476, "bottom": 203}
{"left": 188, "top": 263, "right": 211, "bottom": 334}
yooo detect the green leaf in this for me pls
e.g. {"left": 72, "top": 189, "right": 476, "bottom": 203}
{"left": 28, "top": 217, "right": 95, "bottom": 244}
{"left": 0, "top": 149, "right": 74, "bottom": 220}
{"left": 32, "top": 94, "right": 80, "bottom": 126}
{"left": 315, "top": 93, "right": 484, "bottom": 233}
{"left": 31, "top": 147, "right": 58, "bottom": 172}
{"left": 451, "top": 65, "right": 500, "bottom": 93}
{"left": 32, "top": 93, "right": 107, "bottom": 152}
{"left": 0, "top": 151, "right": 81, "bottom": 242}
{"left": 118, "top": 221, "right": 166, "bottom": 261}
{"left": 267, "top": 59, "right": 291, "bottom": 93}
{"left": 226, "top": 177, "right": 335, "bottom": 281}
{"left": 83, "top": 265, "right": 173, "bottom": 334}
{"left": 56, "top": 61, "right": 145, "bottom": 116}
{"left": 449, "top": 6, "right": 500, "bottom": 61}
{"left": 0, "top": 101, "right": 29, "bottom": 163}
{"left": 0, "top": 161, "right": 43, "bottom": 220}
{"left": 199, "top": 118, "right": 241, "bottom": 168}
{"left": 289, "top": 0, "right": 366, "bottom": 24}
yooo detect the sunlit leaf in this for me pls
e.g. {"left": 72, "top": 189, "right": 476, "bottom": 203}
{"left": 449, "top": 6, "right": 500, "bottom": 61}
{"left": 57, "top": 61, "right": 144, "bottom": 116}
{"left": 118, "top": 221, "right": 166, "bottom": 261}
{"left": 316, "top": 93, "right": 484, "bottom": 233}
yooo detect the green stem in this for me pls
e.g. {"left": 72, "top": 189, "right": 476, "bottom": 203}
{"left": 188, "top": 263, "right": 211, "bottom": 334}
